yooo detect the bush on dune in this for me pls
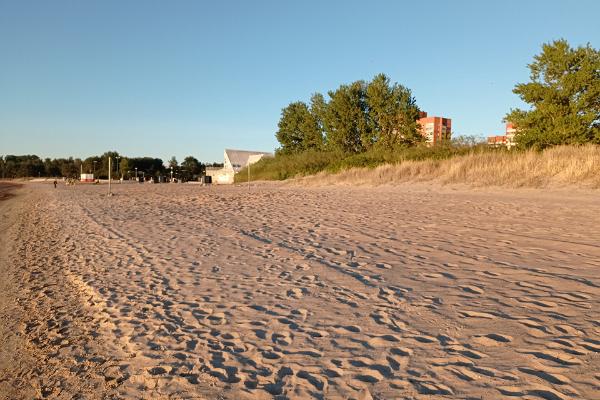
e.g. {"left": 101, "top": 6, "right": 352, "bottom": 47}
{"left": 235, "top": 144, "right": 490, "bottom": 183}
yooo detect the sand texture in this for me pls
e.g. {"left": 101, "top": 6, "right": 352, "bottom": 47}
{"left": 1, "top": 183, "right": 599, "bottom": 399}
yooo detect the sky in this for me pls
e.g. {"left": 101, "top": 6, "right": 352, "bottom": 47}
{"left": 1, "top": 0, "right": 599, "bottom": 163}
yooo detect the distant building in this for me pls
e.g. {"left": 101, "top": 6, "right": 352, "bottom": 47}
{"left": 206, "top": 149, "right": 273, "bottom": 184}
{"left": 487, "top": 135, "right": 507, "bottom": 147}
{"left": 505, "top": 122, "right": 517, "bottom": 148}
{"left": 487, "top": 122, "right": 517, "bottom": 149}
{"left": 417, "top": 112, "right": 452, "bottom": 145}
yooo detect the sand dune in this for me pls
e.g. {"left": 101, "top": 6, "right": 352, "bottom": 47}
{"left": 0, "top": 182, "right": 599, "bottom": 399}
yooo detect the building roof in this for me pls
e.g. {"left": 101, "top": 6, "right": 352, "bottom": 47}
{"left": 225, "top": 149, "right": 273, "bottom": 171}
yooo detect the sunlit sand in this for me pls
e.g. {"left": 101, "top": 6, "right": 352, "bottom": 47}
{"left": 1, "top": 182, "right": 599, "bottom": 399}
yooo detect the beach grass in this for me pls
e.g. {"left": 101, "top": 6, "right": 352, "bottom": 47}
{"left": 294, "top": 145, "right": 600, "bottom": 188}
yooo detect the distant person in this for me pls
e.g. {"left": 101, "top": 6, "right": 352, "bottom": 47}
{"left": 53, "top": 179, "right": 57, "bottom": 188}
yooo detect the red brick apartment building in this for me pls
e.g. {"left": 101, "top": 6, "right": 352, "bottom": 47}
{"left": 487, "top": 122, "right": 517, "bottom": 148}
{"left": 417, "top": 112, "right": 452, "bottom": 145}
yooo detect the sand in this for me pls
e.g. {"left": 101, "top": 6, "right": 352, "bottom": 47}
{"left": 0, "top": 182, "right": 599, "bottom": 399}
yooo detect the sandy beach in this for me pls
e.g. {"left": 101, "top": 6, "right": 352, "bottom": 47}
{"left": 0, "top": 182, "right": 599, "bottom": 399}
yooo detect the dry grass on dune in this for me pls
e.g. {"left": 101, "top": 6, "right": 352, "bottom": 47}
{"left": 295, "top": 145, "right": 600, "bottom": 188}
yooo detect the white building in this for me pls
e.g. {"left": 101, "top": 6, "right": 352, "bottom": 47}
{"left": 206, "top": 149, "right": 273, "bottom": 184}
{"left": 80, "top": 173, "right": 94, "bottom": 182}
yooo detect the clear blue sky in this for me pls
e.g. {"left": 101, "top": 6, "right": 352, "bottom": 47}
{"left": 1, "top": 0, "right": 598, "bottom": 163}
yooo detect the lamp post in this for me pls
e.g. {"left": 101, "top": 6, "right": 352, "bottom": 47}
{"left": 108, "top": 157, "right": 112, "bottom": 195}
{"left": 135, "top": 167, "right": 138, "bottom": 180}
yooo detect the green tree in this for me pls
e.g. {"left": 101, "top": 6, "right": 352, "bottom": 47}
{"left": 9, "top": 155, "right": 45, "bottom": 177}
{"left": 44, "top": 158, "right": 61, "bottom": 177}
{"left": 366, "top": 73, "right": 422, "bottom": 147}
{"left": 59, "top": 157, "right": 79, "bottom": 178}
{"left": 128, "top": 157, "right": 165, "bottom": 179}
{"left": 310, "top": 93, "right": 328, "bottom": 145}
{"left": 324, "top": 81, "right": 370, "bottom": 153}
{"left": 181, "top": 156, "right": 204, "bottom": 181}
{"left": 275, "top": 101, "right": 323, "bottom": 154}
{"left": 83, "top": 156, "right": 101, "bottom": 176}
{"left": 168, "top": 156, "right": 178, "bottom": 169}
{"left": 100, "top": 151, "right": 120, "bottom": 178}
{"left": 506, "top": 39, "right": 600, "bottom": 148}
{"left": 119, "top": 158, "right": 129, "bottom": 178}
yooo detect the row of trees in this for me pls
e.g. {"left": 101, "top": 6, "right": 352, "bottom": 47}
{"left": 0, "top": 152, "right": 223, "bottom": 180}
{"left": 507, "top": 39, "right": 600, "bottom": 148}
{"left": 276, "top": 73, "right": 423, "bottom": 154}
{"left": 276, "top": 40, "right": 599, "bottom": 154}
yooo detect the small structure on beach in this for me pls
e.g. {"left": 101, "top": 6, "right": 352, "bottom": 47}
{"left": 80, "top": 173, "right": 94, "bottom": 183}
{"left": 206, "top": 149, "right": 273, "bottom": 184}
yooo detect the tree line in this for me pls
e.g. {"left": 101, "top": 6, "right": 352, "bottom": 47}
{"left": 275, "top": 40, "right": 599, "bottom": 155}
{"left": 0, "top": 152, "right": 224, "bottom": 180}
{"left": 276, "top": 73, "right": 424, "bottom": 155}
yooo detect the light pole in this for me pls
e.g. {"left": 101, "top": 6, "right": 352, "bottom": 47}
{"left": 108, "top": 157, "right": 112, "bottom": 195}
{"left": 135, "top": 167, "right": 138, "bottom": 180}
{"left": 116, "top": 156, "right": 120, "bottom": 178}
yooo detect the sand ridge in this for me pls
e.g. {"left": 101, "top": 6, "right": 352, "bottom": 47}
{"left": 0, "top": 182, "right": 599, "bottom": 399}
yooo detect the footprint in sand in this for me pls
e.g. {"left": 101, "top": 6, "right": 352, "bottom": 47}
{"left": 460, "top": 285, "right": 485, "bottom": 295}
{"left": 366, "top": 334, "right": 401, "bottom": 348}
{"left": 272, "top": 331, "right": 292, "bottom": 346}
{"left": 498, "top": 385, "right": 572, "bottom": 400}
{"left": 469, "top": 365, "right": 518, "bottom": 381}
{"left": 460, "top": 310, "right": 496, "bottom": 319}
{"left": 208, "top": 312, "right": 227, "bottom": 325}
{"left": 286, "top": 288, "right": 304, "bottom": 299}
{"left": 580, "top": 338, "right": 600, "bottom": 352}
{"left": 334, "top": 324, "right": 361, "bottom": 333}
{"left": 390, "top": 347, "right": 413, "bottom": 356}
{"left": 519, "top": 349, "right": 582, "bottom": 366}
{"left": 444, "top": 345, "right": 487, "bottom": 360}
{"left": 518, "top": 366, "right": 571, "bottom": 385}
{"left": 473, "top": 333, "right": 513, "bottom": 346}
{"left": 555, "top": 324, "right": 583, "bottom": 336}
{"left": 410, "top": 380, "right": 454, "bottom": 396}
{"left": 289, "top": 308, "right": 308, "bottom": 321}
{"left": 520, "top": 297, "right": 558, "bottom": 309}
{"left": 448, "top": 366, "right": 480, "bottom": 382}
{"left": 421, "top": 272, "right": 443, "bottom": 279}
